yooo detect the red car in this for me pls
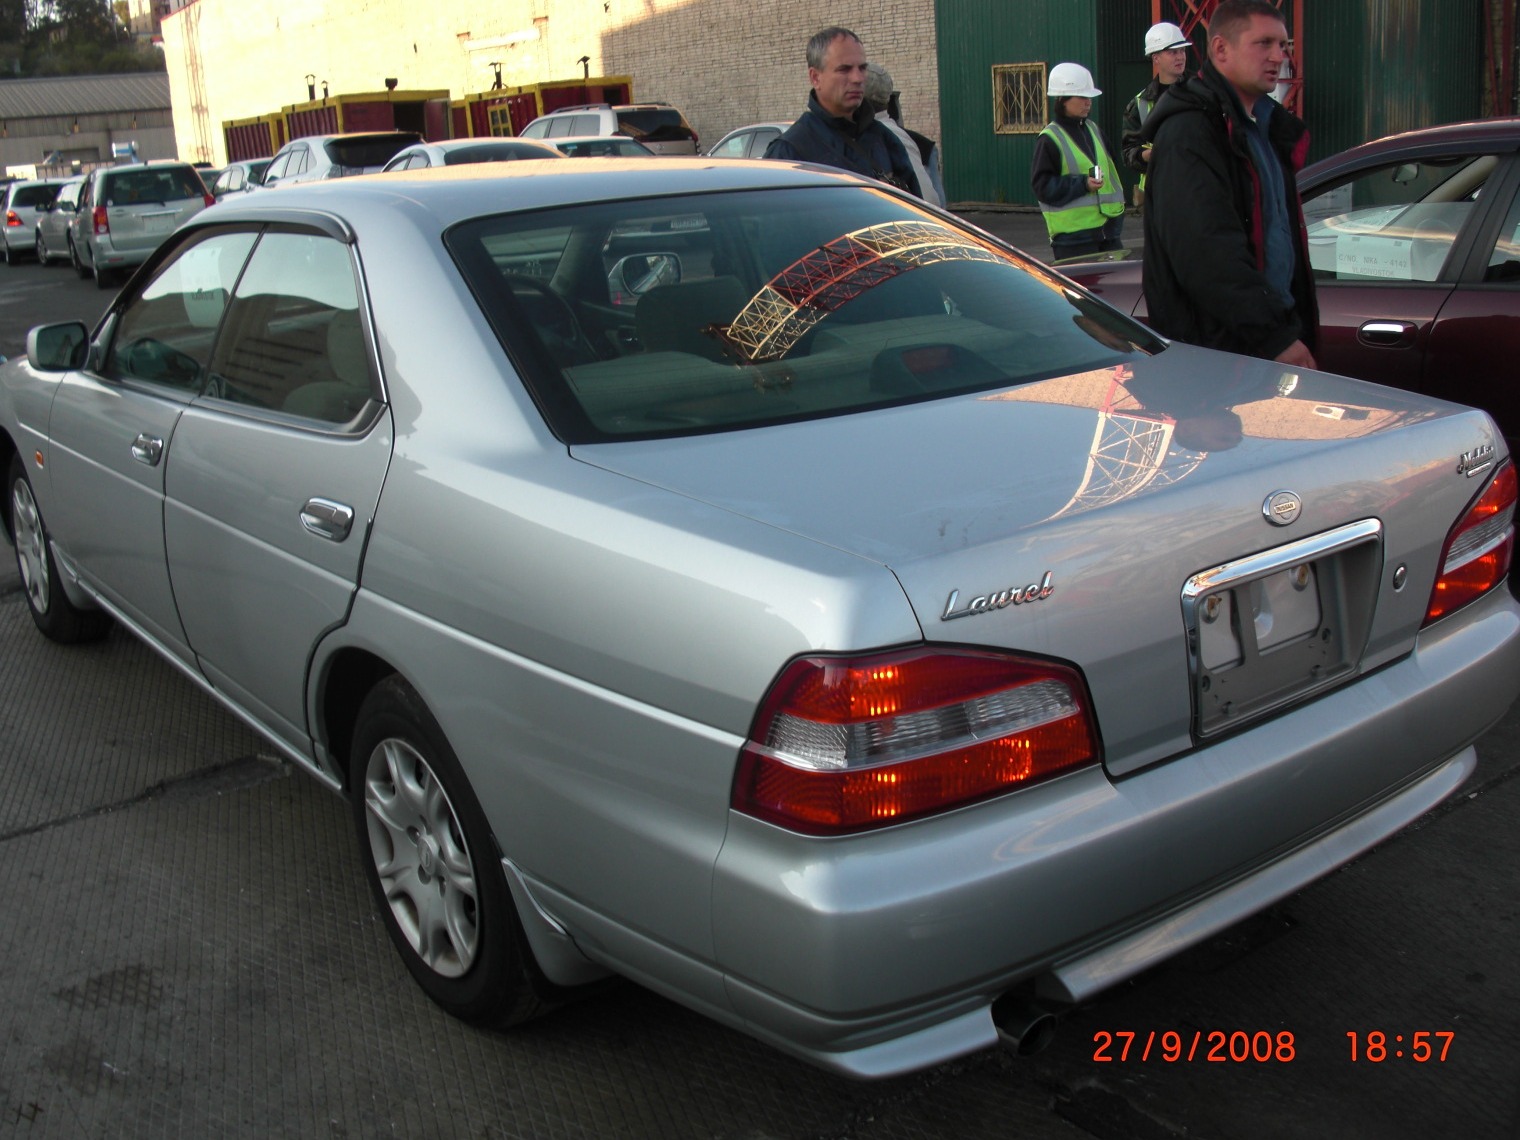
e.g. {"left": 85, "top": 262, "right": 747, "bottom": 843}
{"left": 1063, "top": 116, "right": 1520, "bottom": 445}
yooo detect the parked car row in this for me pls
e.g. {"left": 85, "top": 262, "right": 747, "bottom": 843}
{"left": 16, "top": 161, "right": 215, "bottom": 289}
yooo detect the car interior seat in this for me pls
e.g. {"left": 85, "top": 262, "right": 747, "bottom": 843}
{"left": 635, "top": 276, "right": 748, "bottom": 361}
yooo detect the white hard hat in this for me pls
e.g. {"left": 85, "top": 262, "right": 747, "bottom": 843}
{"left": 1144, "top": 22, "right": 1191, "bottom": 55}
{"left": 1048, "top": 62, "right": 1100, "bottom": 98}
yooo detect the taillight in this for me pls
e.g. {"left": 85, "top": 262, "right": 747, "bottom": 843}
{"left": 203, "top": 193, "right": 215, "bottom": 207}
{"left": 92, "top": 205, "right": 109, "bottom": 234}
{"left": 4, "top": 210, "right": 19, "bottom": 227}
{"left": 733, "top": 647, "right": 1099, "bottom": 835}
{"left": 1425, "top": 459, "right": 1515, "bottom": 624}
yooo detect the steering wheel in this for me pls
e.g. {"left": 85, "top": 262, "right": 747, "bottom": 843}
{"left": 502, "top": 276, "right": 597, "bottom": 367}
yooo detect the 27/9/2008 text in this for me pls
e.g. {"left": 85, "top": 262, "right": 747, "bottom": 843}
{"left": 1092, "top": 1030, "right": 1296, "bottom": 1063}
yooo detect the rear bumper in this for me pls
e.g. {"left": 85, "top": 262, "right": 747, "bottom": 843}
{"left": 709, "top": 587, "right": 1520, "bottom": 1077}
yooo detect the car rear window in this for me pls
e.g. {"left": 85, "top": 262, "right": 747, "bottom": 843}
{"left": 10, "top": 184, "right": 60, "bottom": 208}
{"left": 446, "top": 186, "right": 1162, "bottom": 442}
{"left": 322, "top": 135, "right": 422, "bottom": 169}
{"left": 102, "top": 167, "right": 206, "bottom": 206}
{"left": 614, "top": 109, "right": 695, "bottom": 143}
{"left": 442, "top": 143, "right": 553, "bottom": 165}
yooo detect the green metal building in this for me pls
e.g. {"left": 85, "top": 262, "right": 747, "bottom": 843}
{"left": 935, "top": 0, "right": 1487, "bottom": 206}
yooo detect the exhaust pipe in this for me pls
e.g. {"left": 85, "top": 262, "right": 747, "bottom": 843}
{"left": 991, "top": 992, "right": 1060, "bottom": 1056}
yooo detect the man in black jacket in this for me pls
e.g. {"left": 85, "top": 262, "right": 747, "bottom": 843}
{"left": 763, "top": 26, "right": 921, "bottom": 198}
{"left": 1140, "top": 0, "right": 1317, "bottom": 367}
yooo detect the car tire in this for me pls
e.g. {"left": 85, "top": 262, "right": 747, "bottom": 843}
{"left": 3, "top": 239, "right": 13, "bottom": 266}
{"left": 7, "top": 456, "right": 112, "bottom": 644}
{"left": 35, "top": 229, "right": 50, "bottom": 266}
{"left": 94, "top": 260, "right": 112, "bottom": 290}
{"left": 351, "top": 674, "right": 549, "bottom": 1028}
{"left": 70, "top": 236, "right": 88, "bottom": 279}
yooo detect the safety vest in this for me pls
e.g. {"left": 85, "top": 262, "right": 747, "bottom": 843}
{"left": 1038, "top": 122, "right": 1126, "bottom": 235}
{"left": 1133, "top": 94, "right": 1154, "bottom": 191}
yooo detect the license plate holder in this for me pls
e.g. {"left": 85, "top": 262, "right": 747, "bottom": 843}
{"left": 1182, "top": 519, "right": 1383, "bottom": 738}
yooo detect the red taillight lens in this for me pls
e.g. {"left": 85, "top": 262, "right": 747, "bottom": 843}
{"left": 1425, "top": 459, "right": 1515, "bottom": 625}
{"left": 4, "top": 210, "right": 19, "bottom": 227}
{"left": 733, "top": 648, "right": 1099, "bottom": 835}
{"left": 203, "top": 192, "right": 215, "bottom": 207}
{"left": 92, "top": 205, "right": 109, "bottom": 234}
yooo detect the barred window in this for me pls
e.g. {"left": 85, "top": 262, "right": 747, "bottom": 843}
{"left": 993, "top": 63, "right": 1047, "bottom": 135}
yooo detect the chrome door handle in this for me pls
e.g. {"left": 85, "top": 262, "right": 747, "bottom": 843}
{"left": 1357, "top": 320, "right": 1416, "bottom": 347}
{"left": 300, "top": 497, "right": 354, "bottom": 542}
{"left": 131, "top": 433, "right": 164, "bottom": 466}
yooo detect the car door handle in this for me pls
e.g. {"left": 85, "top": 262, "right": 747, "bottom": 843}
{"left": 300, "top": 497, "right": 355, "bottom": 542}
{"left": 1357, "top": 320, "right": 1417, "bottom": 348}
{"left": 131, "top": 433, "right": 164, "bottom": 466}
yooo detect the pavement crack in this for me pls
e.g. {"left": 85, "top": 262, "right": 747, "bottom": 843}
{"left": 0, "top": 753, "right": 290, "bottom": 844}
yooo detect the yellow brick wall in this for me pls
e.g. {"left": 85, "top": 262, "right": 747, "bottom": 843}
{"left": 162, "top": 0, "right": 939, "bottom": 165}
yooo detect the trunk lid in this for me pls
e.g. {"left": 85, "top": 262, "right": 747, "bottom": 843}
{"left": 574, "top": 346, "right": 1504, "bottom": 774}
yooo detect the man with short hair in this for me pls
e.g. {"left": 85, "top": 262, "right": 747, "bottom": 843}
{"left": 764, "top": 26, "right": 922, "bottom": 197}
{"left": 1140, "top": 0, "right": 1318, "bottom": 367}
{"left": 1120, "top": 21, "right": 1191, "bottom": 208}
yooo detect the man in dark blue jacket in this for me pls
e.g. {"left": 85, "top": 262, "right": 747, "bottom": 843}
{"left": 764, "top": 26, "right": 922, "bottom": 198}
{"left": 1141, "top": 0, "right": 1317, "bottom": 367}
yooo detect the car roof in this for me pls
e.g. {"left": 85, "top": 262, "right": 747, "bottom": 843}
{"left": 279, "top": 131, "right": 419, "bottom": 148}
{"left": 1302, "top": 116, "right": 1520, "bottom": 184}
{"left": 552, "top": 135, "right": 652, "bottom": 145}
{"left": 200, "top": 156, "right": 866, "bottom": 232}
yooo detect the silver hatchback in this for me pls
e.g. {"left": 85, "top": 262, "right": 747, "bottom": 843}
{"left": 69, "top": 162, "right": 211, "bottom": 288}
{"left": 2, "top": 179, "right": 67, "bottom": 263}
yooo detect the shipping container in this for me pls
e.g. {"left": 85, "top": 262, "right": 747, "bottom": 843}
{"left": 281, "top": 89, "right": 451, "bottom": 144}
{"left": 450, "top": 77, "right": 633, "bottom": 139}
{"left": 222, "top": 113, "right": 286, "bottom": 162}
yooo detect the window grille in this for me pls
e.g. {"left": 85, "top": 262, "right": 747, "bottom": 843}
{"left": 993, "top": 63, "right": 1047, "bottom": 134}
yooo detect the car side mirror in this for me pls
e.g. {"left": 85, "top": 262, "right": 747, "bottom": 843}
{"left": 1392, "top": 163, "right": 1420, "bottom": 185}
{"left": 27, "top": 322, "right": 89, "bottom": 371}
{"left": 606, "top": 253, "right": 681, "bottom": 302}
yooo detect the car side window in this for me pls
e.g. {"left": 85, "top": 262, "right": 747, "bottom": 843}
{"left": 1483, "top": 186, "right": 1520, "bottom": 282}
{"left": 102, "top": 230, "right": 258, "bottom": 393}
{"left": 748, "top": 130, "right": 779, "bottom": 158}
{"left": 1302, "top": 155, "right": 1496, "bottom": 283}
{"left": 545, "top": 116, "right": 575, "bottom": 138}
{"left": 520, "top": 120, "right": 548, "bottom": 139}
{"left": 207, "top": 230, "right": 373, "bottom": 424}
{"left": 711, "top": 135, "right": 748, "bottom": 158}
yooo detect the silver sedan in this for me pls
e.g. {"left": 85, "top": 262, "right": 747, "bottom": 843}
{"left": 2, "top": 159, "right": 1517, "bottom": 1078}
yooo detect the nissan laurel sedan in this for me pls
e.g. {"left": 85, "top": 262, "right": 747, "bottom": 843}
{"left": 1063, "top": 116, "right": 1520, "bottom": 448}
{"left": 3, "top": 158, "right": 1518, "bottom": 1079}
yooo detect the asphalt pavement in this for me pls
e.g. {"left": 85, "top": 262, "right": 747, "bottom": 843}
{"left": 0, "top": 241, "right": 1517, "bottom": 1140}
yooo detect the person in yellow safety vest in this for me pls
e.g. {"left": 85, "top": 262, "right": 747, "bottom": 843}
{"left": 1122, "top": 22, "right": 1193, "bottom": 209}
{"left": 1030, "top": 62, "right": 1126, "bottom": 261}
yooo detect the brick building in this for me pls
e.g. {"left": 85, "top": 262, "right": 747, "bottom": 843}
{"left": 159, "top": 0, "right": 940, "bottom": 169}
